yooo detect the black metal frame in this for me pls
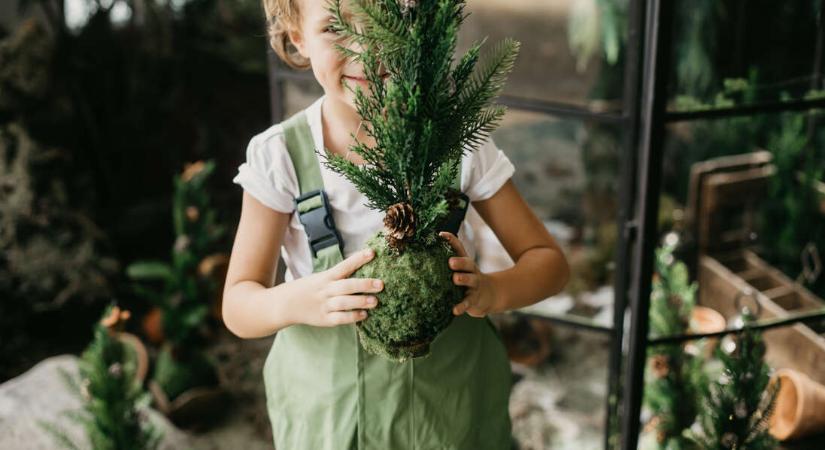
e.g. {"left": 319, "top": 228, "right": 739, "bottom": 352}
{"left": 265, "top": 1, "right": 825, "bottom": 448}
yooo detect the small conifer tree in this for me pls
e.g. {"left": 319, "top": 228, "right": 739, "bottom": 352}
{"left": 644, "top": 241, "right": 705, "bottom": 449}
{"left": 323, "top": 0, "right": 519, "bottom": 361}
{"left": 43, "top": 305, "right": 161, "bottom": 450}
{"left": 691, "top": 309, "right": 778, "bottom": 450}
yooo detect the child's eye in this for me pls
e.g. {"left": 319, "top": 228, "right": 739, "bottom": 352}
{"left": 323, "top": 26, "right": 335, "bottom": 34}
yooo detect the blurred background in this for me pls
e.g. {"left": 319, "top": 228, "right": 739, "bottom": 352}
{"left": 1, "top": 0, "right": 824, "bottom": 449}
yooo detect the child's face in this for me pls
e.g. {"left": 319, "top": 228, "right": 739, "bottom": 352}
{"left": 288, "top": 0, "right": 387, "bottom": 111}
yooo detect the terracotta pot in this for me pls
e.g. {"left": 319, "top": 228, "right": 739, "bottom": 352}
{"left": 501, "top": 316, "right": 553, "bottom": 367}
{"left": 688, "top": 306, "right": 727, "bottom": 358}
{"left": 149, "top": 380, "right": 230, "bottom": 430}
{"left": 769, "top": 368, "right": 825, "bottom": 441}
{"left": 117, "top": 332, "right": 149, "bottom": 384}
{"left": 198, "top": 253, "right": 230, "bottom": 322}
{"left": 141, "top": 307, "right": 164, "bottom": 344}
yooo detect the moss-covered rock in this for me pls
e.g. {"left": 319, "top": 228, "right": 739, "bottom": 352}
{"left": 352, "top": 231, "right": 466, "bottom": 362}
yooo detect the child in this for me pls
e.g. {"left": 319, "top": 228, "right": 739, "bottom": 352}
{"left": 221, "top": 0, "right": 570, "bottom": 448}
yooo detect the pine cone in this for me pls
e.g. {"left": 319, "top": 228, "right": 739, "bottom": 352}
{"left": 384, "top": 202, "right": 416, "bottom": 249}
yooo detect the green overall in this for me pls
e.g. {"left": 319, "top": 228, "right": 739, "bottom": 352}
{"left": 262, "top": 109, "right": 513, "bottom": 450}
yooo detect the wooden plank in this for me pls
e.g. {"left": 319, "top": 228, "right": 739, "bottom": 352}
{"left": 744, "top": 250, "right": 825, "bottom": 310}
{"left": 763, "top": 285, "right": 795, "bottom": 300}
{"left": 737, "top": 268, "right": 766, "bottom": 281}
{"left": 697, "top": 166, "right": 775, "bottom": 252}
{"left": 702, "top": 165, "right": 775, "bottom": 211}
{"left": 686, "top": 150, "right": 773, "bottom": 255}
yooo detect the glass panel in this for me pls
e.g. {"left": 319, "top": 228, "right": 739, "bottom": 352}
{"left": 668, "top": 0, "right": 824, "bottom": 112}
{"left": 458, "top": 0, "right": 626, "bottom": 110}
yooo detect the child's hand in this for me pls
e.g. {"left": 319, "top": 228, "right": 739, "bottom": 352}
{"left": 438, "top": 231, "right": 501, "bottom": 318}
{"left": 299, "top": 248, "right": 384, "bottom": 327}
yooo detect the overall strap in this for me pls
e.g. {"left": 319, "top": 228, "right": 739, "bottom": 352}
{"left": 438, "top": 159, "right": 470, "bottom": 236}
{"left": 282, "top": 110, "right": 345, "bottom": 273}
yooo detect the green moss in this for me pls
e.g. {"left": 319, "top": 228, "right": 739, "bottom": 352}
{"left": 352, "top": 231, "right": 466, "bottom": 362}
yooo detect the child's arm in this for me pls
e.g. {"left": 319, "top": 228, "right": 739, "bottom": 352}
{"left": 222, "top": 191, "right": 384, "bottom": 339}
{"left": 441, "top": 179, "right": 570, "bottom": 317}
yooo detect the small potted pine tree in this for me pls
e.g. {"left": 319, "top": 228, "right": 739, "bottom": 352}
{"left": 689, "top": 309, "right": 779, "bottom": 450}
{"left": 42, "top": 304, "right": 161, "bottom": 450}
{"left": 323, "top": 0, "right": 520, "bottom": 361}
{"left": 643, "top": 241, "right": 706, "bottom": 448}
{"left": 126, "top": 160, "right": 229, "bottom": 427}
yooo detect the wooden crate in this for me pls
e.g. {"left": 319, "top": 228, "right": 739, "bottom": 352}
{"left": 688, "top": 151, "right": 825, "bottom": 386}
{"left": 698, "top": 250, "right": 825, "bottom": 386}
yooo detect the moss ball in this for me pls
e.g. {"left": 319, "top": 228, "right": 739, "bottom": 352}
{"left": 352, "top": 231, "right": 466, "bottom": 362}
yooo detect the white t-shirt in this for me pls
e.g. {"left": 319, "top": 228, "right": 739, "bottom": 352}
{"left": 232, "top": 94, "right": 515, "bottom": 282}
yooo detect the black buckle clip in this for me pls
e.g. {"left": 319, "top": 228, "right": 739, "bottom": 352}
{"left": 294, "top": 189, "right": 344, "bottom": 258}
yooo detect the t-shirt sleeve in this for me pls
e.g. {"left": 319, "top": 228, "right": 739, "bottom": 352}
{"left": 462, "top": 135, "right": 515, "bottom": 202}
{"left": 232, "top": 132, "right": 297, "bottom": 213}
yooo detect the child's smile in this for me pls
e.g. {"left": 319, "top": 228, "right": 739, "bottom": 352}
{"left": 342, "top": 72, "right": 390, "bottom": 89}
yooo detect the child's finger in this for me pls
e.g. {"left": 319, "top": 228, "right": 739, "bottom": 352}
{"left": 330, "top": 248, "right": 375, "bottom": 279}
{"left": 452, "top": 272, "right": 478, "bottom": 288}
{"left": 453, "top": 299, "right": 470, "bottom": 315}
{"left": 438, "top": 231, "right": 467, "bottom": 257}
{"left": 325, "top": 295, "right": 378, "bottom": 313}
{"left": 329, "top": 277, "right": 384, "bottom": 297}
{"left": 448, "top": 256, "right": 475, "bottom": 272}
{"left": 328, "top": 309, "right": 369, "bottom": 325}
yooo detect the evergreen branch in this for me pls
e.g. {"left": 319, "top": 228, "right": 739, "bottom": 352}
{"left": 326, "top": 0, "right": 371, "bottom": 47}
{"left": 39, "top": 420, "right": 83, "bottom": 450}
{"left": 459, "top": 104, "right": 507, "bottom": 153}
{"left": 451, "top": 37, "right": 487, "bottom": 99}
{"left": 332, "top": 43, "right": 363, "bottom": 62}
{"left": 414, "top": 161, "right": 455, "bottom": 239}
{"left": 329, "top": 0, "right": 407, "bottom": 62}
{"left": 321, "top": 152, "right": 398, "bottom": 209}
{"left": 63, "top": 409, "right": 91, "bottom": 429}
{"left": 57, "top": 366, "right": 83, "bottom": 401}
{"left": 354, "top": 0, "right": 409, "bottom": 52}
{"left": 456, "top": 37, "right": 520, "bottom": 115}
{"left": 744, "top": 367, "right": 780, "bottom": 444}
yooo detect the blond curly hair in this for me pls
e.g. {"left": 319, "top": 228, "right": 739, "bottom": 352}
{"left": 262, "top": 0, "right": 311, "bottom": 70}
